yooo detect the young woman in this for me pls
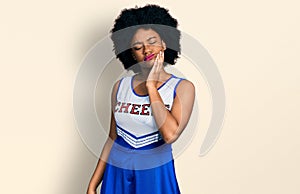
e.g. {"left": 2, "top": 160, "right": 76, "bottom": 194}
{"left": 87, "top": 4, "right": 195, "bottom": 194}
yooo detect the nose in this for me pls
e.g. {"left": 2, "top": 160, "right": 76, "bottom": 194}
{"left": 143, "top": 44, "right": 152, "bottom": 55}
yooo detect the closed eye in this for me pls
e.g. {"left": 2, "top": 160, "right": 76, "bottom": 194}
{"left": 133, "top": 47, "right": 142, "bottom": 50}
{"left": 148, "top": 37, "right": 157, "bottom": 45}
{"left": 149, "top": 40, "right": 157, "bottom": 44}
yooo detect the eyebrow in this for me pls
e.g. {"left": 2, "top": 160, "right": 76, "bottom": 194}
{"left": 131, "top": 36, "right": 157, "bottom": 47}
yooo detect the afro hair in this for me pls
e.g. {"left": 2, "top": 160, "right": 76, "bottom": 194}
{"left": 110, "top": 4, "right": 181, "bottom": 73}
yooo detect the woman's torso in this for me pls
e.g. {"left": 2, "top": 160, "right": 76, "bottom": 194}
{"left": 113, "top": 73, "right": 185, "bottom": 149}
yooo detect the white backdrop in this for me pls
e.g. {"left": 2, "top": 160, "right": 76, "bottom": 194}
{"left": 1, "top": 0, "right": 299, "bottom": 193}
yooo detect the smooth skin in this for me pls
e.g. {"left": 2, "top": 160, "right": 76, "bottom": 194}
{"left": 87, "top": 28, "right": 195, "bottom": 194}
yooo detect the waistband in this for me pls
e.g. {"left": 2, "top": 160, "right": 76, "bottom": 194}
{"left": 107, "top": 136, "right": 174, "bottom": 170}
{"left": 115, "top": 135, "right": 169, "bottom": 151}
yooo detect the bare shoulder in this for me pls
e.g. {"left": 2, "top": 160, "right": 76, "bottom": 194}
{"left": 112, "top": 78, "right": 123, "bottom": 95}
{"left": 176, "top": 79, "right": 195, "bottom": 94}
{"left": 112, "top": 79, "right": 121, "bottom": 93}
{"left": 111, "top": 79, "right": 122, "bottom": 105}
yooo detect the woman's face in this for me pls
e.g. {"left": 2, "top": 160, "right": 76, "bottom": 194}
{"left": 131, "top": 28, "right": 166, "bottom": 66}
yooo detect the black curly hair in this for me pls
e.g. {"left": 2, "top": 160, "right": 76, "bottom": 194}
{"left": 110, "top": 4, "right": 181, "bottom": 73}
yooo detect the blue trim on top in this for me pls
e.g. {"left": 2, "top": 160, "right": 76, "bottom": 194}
{"left": 131, "top": 74, "right": 174, "bottom": 97}
{"left": 114, "top": 136, "right": 166, "bottom": 150}
{"left": 173, "top": 78, "right": 186, "bottom": 99}
{"left": 116, "top": 123, "right": 160, "bottom": 139}
{"left": 131, "top": 75, "right": 147, "bottom": 97}
{"left": 157, "top": 74, "right": 174, "bottom": 90}
{"left": 115, "top": 77, "right": 124, "bottom": 100}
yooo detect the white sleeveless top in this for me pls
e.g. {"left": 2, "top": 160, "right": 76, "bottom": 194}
{"left": 114, "top": 74, "right": 185, "bottom": 148}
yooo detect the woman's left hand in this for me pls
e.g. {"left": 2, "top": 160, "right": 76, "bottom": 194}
{"left": 146, "top": 51, "right": 164, "bottom": 88}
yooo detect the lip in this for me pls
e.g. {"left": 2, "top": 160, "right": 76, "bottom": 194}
{"left": 144, "top": 53, "right": 155, "bottom": 61}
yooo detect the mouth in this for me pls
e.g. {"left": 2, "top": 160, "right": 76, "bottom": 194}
{"left": 144, "top": 53, "right": 155, "bottom": 61}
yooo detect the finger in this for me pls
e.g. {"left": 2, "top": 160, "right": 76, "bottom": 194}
{"left": 155, "top": 51, "right": 161, "bottom": 72}
{"left": 154, "top": 54, "right": 159, "bottom": 68}
{"left": 154, "top": 53, "right": 160, "bottom": 69}
{"left": 157, "top": 51, "right": 164, "bottom": 71}
{"left": 161, "top": 50, "right": 164, "bottom": 64}
{"left": 149, "top": 55, "right": 159, "bottom": 81}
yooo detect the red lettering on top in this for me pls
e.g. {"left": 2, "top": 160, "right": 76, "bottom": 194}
{"left": 130, "top": 104, "right": 141, "bottom": 115}
{"left": 115, "top": 101, "right": 170, "bottom": 116}
{"left": 118, "top": 102, "right": 132, "bottom": 113}
{"left": 114, "top": 101, "right": 121, "bottom": 112}
{"left": 140, "top": 104, "right": 150, "bottom": 115}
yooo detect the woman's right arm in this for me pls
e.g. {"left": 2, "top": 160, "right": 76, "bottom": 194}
{"left": 86, "top": 80, "right": 120, "bottom": 194}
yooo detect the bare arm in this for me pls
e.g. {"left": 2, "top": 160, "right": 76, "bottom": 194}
{"left": 147, "top": 79, "right": 195, "bottom": 144}
{"left": 86, "top": 80, "right": 120, "bottom": 194}
{"left": 146, "top": 51, "right": 195, "bottom": 143}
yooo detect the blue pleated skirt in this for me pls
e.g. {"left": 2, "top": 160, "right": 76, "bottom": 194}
{"left": 100, "top": 136, "right": 181, "bottom": 194}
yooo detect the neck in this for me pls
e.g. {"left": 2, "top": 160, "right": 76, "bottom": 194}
{"left": 137, "top": 67, "right": 168, "bottom": 81}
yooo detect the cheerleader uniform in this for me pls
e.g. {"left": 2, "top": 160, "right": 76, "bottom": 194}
{"left": 100, "top": 73, "right": 185, "bottom": 194}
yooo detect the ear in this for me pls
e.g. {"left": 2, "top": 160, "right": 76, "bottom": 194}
{"left": 162, "top": 40, "right": 166, "bottom": 51}
{"left": 131, "top": 51, "right": 136, "bottom": 60}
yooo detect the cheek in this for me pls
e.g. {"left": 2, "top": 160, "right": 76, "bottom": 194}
{"left": 153, "top": 45, "right": 164, "bottom": 52}
{"left": 132, "top": 51, "right": 144, "bottom": 60}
